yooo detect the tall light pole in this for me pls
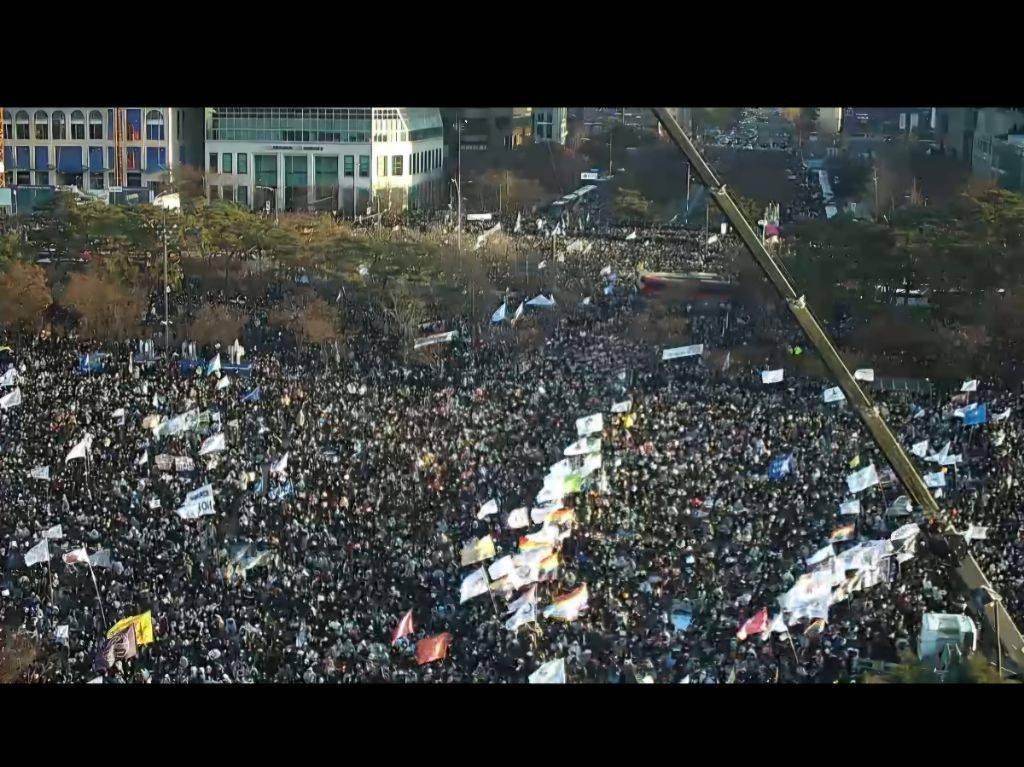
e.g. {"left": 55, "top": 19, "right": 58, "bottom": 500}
{"left": 256, "top": 185, "right": 278, "bottom": 224}
{"left": 163, "top": 207, "right": 169, "bottom": 353}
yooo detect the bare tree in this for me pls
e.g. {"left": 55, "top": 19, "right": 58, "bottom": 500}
{"left": 190, "top": 303, "right": 247, "bottom": 347}
{"left": 0, "top": 262, "right": 52, "bottom": 337}
{"left": 62, "top": 272, "right": 145, "bottom": 342}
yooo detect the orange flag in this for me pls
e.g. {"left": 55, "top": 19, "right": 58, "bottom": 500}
{"left": 416, "top": 632, "right": 453, "bottom": 665}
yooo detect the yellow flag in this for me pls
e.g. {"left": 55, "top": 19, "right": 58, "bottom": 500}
{"left": 107, "top": 611, "right": 155, "bottom": 645}
{"left": 622, "top": 414, "right": 635, "bottom": 429}
{"left": 849, "top": 455, "right": 860, "bottom": 469}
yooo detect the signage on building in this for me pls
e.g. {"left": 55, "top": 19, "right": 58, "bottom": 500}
{"left": 466, "top": 213, "right": 493, "bottom": 222}
{"left": 580, "top": 172, "right": 600, "bottom": 180}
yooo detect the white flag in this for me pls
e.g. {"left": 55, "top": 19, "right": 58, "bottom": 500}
{"left": 137, "top": 450, "right": 148, "bottom": 466}
{"left": 961, "top": 524, "right": 988, "bottom": 541}
{"left": 512, "top": 302, "right": 525, "bottom": 321}
{"left": 0, "top": 387, "right": 22, "bottom": 409}
{"left": 927, "top": 441, "right": 951, "bottom": 463}
{"left": 62, "top": 547, "right": 90, "bottom": 565}
{"left": 529, "top": 658, "right": 566, "bottom": 684}
{"left": 600, "top": 264, "right": 612, "bottom": 276}
{"left": 575, "top": 412, "right": 604, "bottom": 437}
{"left": 216, "top": 375, "right": 231, "bottom": 391}
{"left": 961, "top": 379, "right": 978, "bottom": 392}
{"left": 24, "top": 539, "right": 49, "bottom": 567}
{"left": 111, "top": 407, "right": 126, "bottom": 423}
{"left": 625, "top": 230, "right": 637, "bottom": 241}
{"left": 490, "top": 303, "right": 508, "bottom": 323}
{"left": 514, "top": 212, "right": 522, "bottom": 233}
{"left": 507, "top": 507, "right": 530, "bottom": 529}
{"left": 923, "top": 471, "right": 946, "bottom": 488}
{"left": 0, "top": 367, "right": 18, "bottom": 387}
{"left": 992, "top": 407, "right": 1011, "bottom": 422}
{"left": 846, "top": 464, "right": 879, "bottom": 493}
{"left": 910, "top": 440, "right": 929, "bottom": 458}
{"left": 854, "top": 368, "right": 874, "bottom": 382}
{"left": 839, "top": 499, "right": 861, "bottom": 516}
{"left": 505, "top": 600, "right": 538, "bottom": 631}
{"left": 823, "top": 386, "right": 845, "bottom": 403}
{"left": 722, "top": 351, "right": 731, "bottom": 372}
{"left": 537, "top": 260, "right": 547, "bottom": 270}
{"left": 662, "top": 344, "right": 704, "bottom": 361}
{"left": 507, "top": 583, "right": 538, "bottom": 615}
{"left": 29, "top": 465, "right": 50, "bottom": 481}
{"left": 198, "top": 432, "right": 226, "bottom": 456}
{"left": 271, "top": 452, "right": 289, "bottom": 476}
{"left": 65, "top": 434, "right": 93, "bottom": 462}
{"left": 611, "top": 399, "right": 632, "bottom": 414}
{"left": 890, "top": 523, "right": 920, "bottom": 543}
{"left": 531, "top": 506, "right": 555, "bottom": 525}
{"left": 459, "top": 567, "right": 489, "bottom": 604}
{"left": 207, "top": 353, "right": 221, "bottom": 375}
{"left": 488, "top": 555, "right": 515, "bottom": 581}
{"left": 761, "top": 369, "right": 784, "bottom": 384}
{"left": 55, "top": 625, "right": 69, "bottom": 644}
{"left": 42, "top": 524, "right": 63, "bottom": 540}
{"left": 477, "top": 499, "right": 499, "bottom": 520}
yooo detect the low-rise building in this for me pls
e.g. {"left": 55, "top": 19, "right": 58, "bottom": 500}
{"left": 204, "top": 107, "right": 446, "bottom": 215}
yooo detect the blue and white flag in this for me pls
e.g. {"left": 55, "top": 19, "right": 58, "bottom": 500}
{"left": 490, "top": 303, "right": 508, "bottom": 324}
{"left": 512, "top": 302, "right": 525, "bottom": 321}
{"left": 768, "top": 454, "right": 793, "bottom": 480}
{"left": 241, "top": 387, "right": 262, "bottom": 403}
{"left": 963, "top": 403, "right": 987, "bottom": 426}
{"left": 924, "top": 471, "right": 946, "bottom": 488}
{"left": 761, "top": 369, "right": 784, "bottom": 384}
{"left": 846, "top": 464, "right": 879, "bottom": 493}
{"left": 992, "top": 407, "right": 1011, "bottom": 422}
{"left": 206, "top": 354, "right": 221, "bottom": 376}
{"left": 910, "top": 440, "right": 929, "bottom": 458}
{"left": 839, "top": 499, "right": 861, "bottom": 516}
{"left": 268, "top": 480, "right": 294, "bottom": 502}
{"left": 198, "top": 432, "right": 225, "bottom": 456}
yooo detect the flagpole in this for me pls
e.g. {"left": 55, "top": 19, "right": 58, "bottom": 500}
{"left": 88, "top": 561, "right": 107, "bottom": 627}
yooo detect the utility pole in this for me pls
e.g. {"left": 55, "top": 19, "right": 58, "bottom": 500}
{"left": 685, "top": 162, "right": 691, "bottom": 219}
{"left": 873, "top": 165, "right": 879, "bottom": 223}
{"left": 163, "top": 208, "right": 169, "bottom": 353}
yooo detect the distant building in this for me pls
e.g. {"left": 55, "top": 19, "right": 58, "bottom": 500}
{"left": 843, "top": 107, "right": 933, "bottom": 137}
{"left": 204, "top": 107, "right": 446, "bottom": 215}
{"left": 2, "top": 107, "right": 203, "bottom": 195}
{"left": 934, "top": 108, "right": 978, "bottom": 165}
{"left": 443, "top": 108, "right": 533, "bottom": 155}
{"left": 533, "top": 108, "right": 568, "bottom": 145}
{"left": 970, "top": 108, "right": 1024, "bottom": 192}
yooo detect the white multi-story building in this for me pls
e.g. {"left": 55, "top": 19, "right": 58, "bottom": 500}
{"left": 533, "top": 108, "right": 568, "bottom": 145}
{"left": 2, "top": 107, "right": 203, "bottom": 193}
{"left": 203, "top": 107, "right": 446, "bottom": 215}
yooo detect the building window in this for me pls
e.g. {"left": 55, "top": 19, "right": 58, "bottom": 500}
{"left": 5, "top": 171, "right": 14, "bottom": 187}
{"left": 209, "top": 152, "right": 218, "bottom": 173}
{"left": 146, "top": 147, "right": 167, "bottom": 172}
{"left": 126, "top": 109, "right": 142, "bottom": 141}
{"left": 392, "top": 155, "right": 403, "bottom": 176}
{"left": 2, "top": 110, "right": 10, "bottom": 140}
{"left": 127, "top": 172, "right": 141, "bottom": 187}
{"left": 223, "top": 186, "right": 234, "bottom": 203}
{"left": 359, "top": 155, "right": 369, "bottom": 177}
{"left": 17, "top": 171, "right": 31, "bottom": 185}
{"left": 210, "top": 185, "right": 220, "bottom": 200}
{"left": 237, "top": 153, "right": 247, "bottom": 174}
{"left": 344, "top": 155, "right": 354, "bottom": 177}
{"left": 89, "top": 110, "right": 103, "bottom": 139}
{"left": 52, "top": 111, "right": 66, "bottom": 140}
{"left": 36, "top": 171, "right": 50, "bottom": 186}
{"left": 377, "top": 156, "right": 387, "bottom": 177}
{"left": 238, "top": 185, "right": 249, "bottom": 206}
{"left": 146, "top": 110, "right": 165, "bottom": 141}
{"left": 315, "top": 156, "right": 338, "bottom": 208}
{"left": 90, "top": 172, "right": 104, "bottom": 190}
{"left": 15, "top": 111, "right": 29, "bottom": 140}
{"left": 222, "top": 152, "right": 232, "bottom": 174}
{"left": 35, "top": 110, "right": 49, "bottom": 140}
{"left": 126, "top": 147, "right": 141, "bottom": 171}
{"left": 71, "top": 111, "right": 85, "bottom": 140}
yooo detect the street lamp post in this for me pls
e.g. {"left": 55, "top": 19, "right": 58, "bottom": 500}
{"left": 255, "top": 185, "right": 278, "bottom": 224}
{"left": 163, "top": 208, "right": 169, "bottom": 353}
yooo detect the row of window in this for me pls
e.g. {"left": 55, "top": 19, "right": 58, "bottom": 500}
{"left": 209, "top": 152, "right": 249, "bottom": 175}
{"left": 378, "top": 148, "right": 442, "bottom": 178}
{"left": 2, "top": 109, "right": 164, "bottom": 142}
{"left": 2, "top": 170, "right": 144, "bottom": 189}
{"left": 4, "top": 145, "right": 166, "bottom": 173}
{"left": 209, "top": 185, "right": 249, "bottom": 206}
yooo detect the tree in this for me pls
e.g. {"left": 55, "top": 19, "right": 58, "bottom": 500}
{"left": 866, "top": 654, "right": 1008, "bottom": 684}
{"left": 62, "top": 271, "right": 145, "bottom": 342}
{"left": 0, "top": 262, "right": 51, "bottom": 336}
{"left": 190, "top": 303, "right": 247, "bottom": 347}
{"left": 0, "top": 230, "right": 27, "bottom": 265}
{"left": 614, "top": 188, "right": 653, "bottom": 222}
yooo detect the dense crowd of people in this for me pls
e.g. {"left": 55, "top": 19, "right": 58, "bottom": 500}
{"left": 1, "top": 119, "right": 1019, "bottom": 685}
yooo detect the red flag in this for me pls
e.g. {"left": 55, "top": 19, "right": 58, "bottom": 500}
{"left": 391, "top": 609, "right": 414, "bottom": 645}
{"left": 415, "top": 632, "right": 452, "bottom": 665}
{"left": 736, "top": 607, "right": 768, "bottom": 641}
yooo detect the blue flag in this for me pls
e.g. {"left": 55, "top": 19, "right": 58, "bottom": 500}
{"left": 241, "top": 387, "right": 261, "bottom": 403}
{"left": 963, "top": 403, "right": 987, "bottom": 426}
{"left": 768, "top": 454, "right": 793, "bottom": 480}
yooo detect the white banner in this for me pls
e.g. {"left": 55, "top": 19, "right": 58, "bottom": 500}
{"left": 839, "top": 499, "right": 861, "bottom": 516}
{"left": 528, "top": 658, "right": 566, "bottom": 684}
{"left": 761, "top": 369, "right": 784, "bottom": 384}
{"left": 198, "top": 432, "right": 226, "bottom": 456}
{"left": 0, "top": 367, "right": 18, "bottom": 387}
{"left": 506, "top": 508, "right": 530, "bottom": 529}
{"left": 459, "top": 567, "right": 490, "bottom": 604}
{"left": 961, "top": 379, "right": 978, "bottom": 392}
{"left": 910, "top": 440, "right": 929, "bottom": 458}
{"left": 662, "top": 344, "right": 704, "bottom": 361}
{"left": 414, "top": 331, "right": 458, "bottom": 349}
{"left": 477, "top": 499, "right": 499, "bottom": 520}
{"left": 29, "top": 465, "right": 50, "bottom": 481}
{"left": 564, "top": 437, "right": 601, "bottom": 457}
{"left": 611, "top": 399, "right": 632, "bottom": 414}
{"left": 0, "top": 387, "right": 22, "bottom": 409}
{"left": 854, "top": 368, "right": 874, "bottom": 382}
{"left": 24, "top": 539, "right": 49, "bottom": 567}
{"left": 923, "top": 471, "right": 946, "bottom": 488}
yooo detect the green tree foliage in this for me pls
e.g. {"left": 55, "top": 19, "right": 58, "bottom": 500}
{"left": 615, "top": 188, "right": 653, "bottom": 222}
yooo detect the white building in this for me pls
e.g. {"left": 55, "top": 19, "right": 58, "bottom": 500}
{"left": 2, "top": 107, "right": 203, "bottom": 193}
{"left": 533, "top": 108, "right": 568, "bottom": 145}
{"left": 203, "top": 107, "right": 446, "bottom": 215}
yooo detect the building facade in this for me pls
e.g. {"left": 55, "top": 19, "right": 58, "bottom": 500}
{"left": 204, "top": 108, "right": 446, "bottom": 215}
{"left": 2, "top": 107, "right": 203, "bottom": 194}
{"left": 533, "top": 108, "right": 568, "bottom": 145}
{"left": 970, "top": 108, "right": 1024, "bottom": 193}
{"left": 443, "top": 108, "right": 533, "bottom": 155}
